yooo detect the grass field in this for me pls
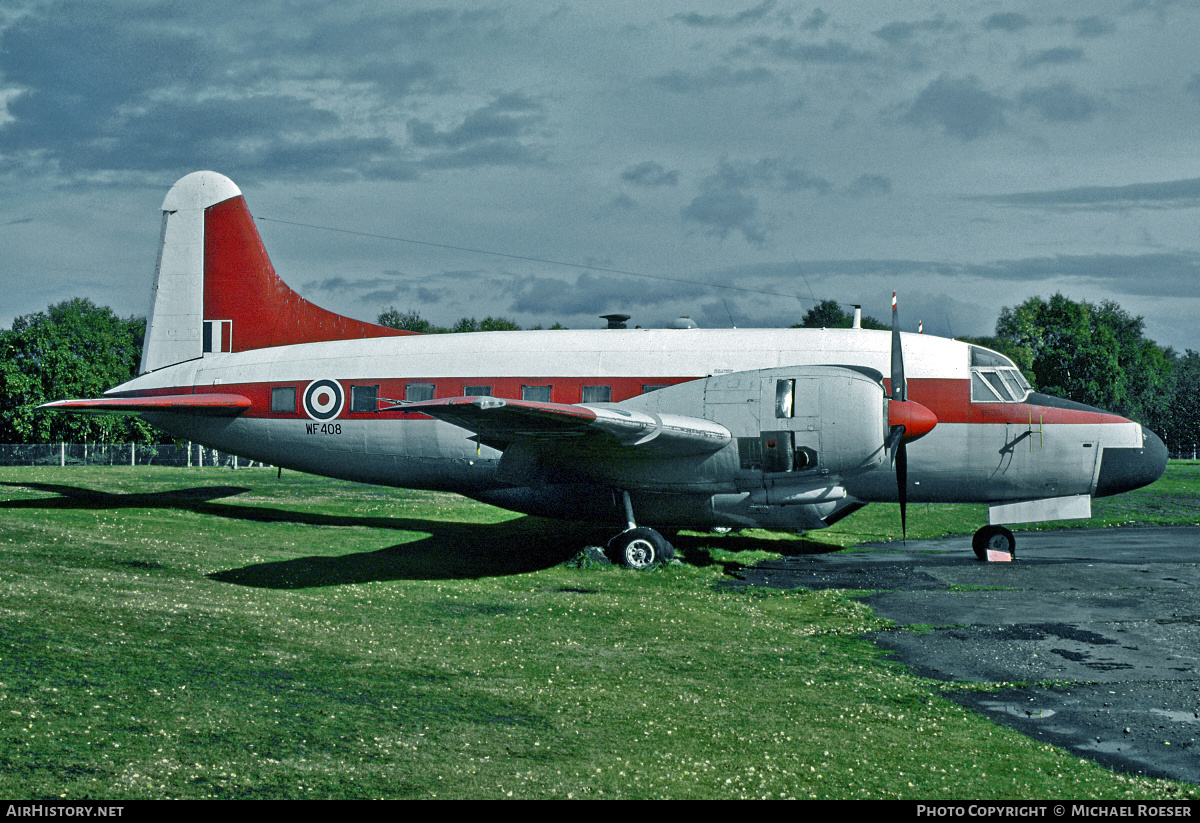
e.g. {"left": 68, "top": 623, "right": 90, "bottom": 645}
{"left": 1, "top": 463, "right": 1198, "bottom": 799}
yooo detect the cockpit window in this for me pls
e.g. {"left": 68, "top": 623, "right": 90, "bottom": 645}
{"left": 969, "top": 346, "right": 1030, "bottom": 403}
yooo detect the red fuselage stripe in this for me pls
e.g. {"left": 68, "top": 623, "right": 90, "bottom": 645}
{"left": 110, "top": 376, "right": 1131, "bottom": 426}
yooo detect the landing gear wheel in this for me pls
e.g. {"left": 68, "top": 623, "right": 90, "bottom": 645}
{"left": 972, "top": 525, "right": 1015, "bottom": 561}
{"left": 607, "top": 527, "right": 673, "bottom": 569}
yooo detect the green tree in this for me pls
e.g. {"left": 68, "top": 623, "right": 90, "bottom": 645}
{"left": 1163, "top": 350, "right": 1200, "bottom": 452}
{"left": 377, "top": 307, "right": 444, "bottom": 333}
{"left": 991, "top": 294, "right": 1174, "bottom": 431}
{"left": 0, "top": 298, "right": 155, "bottom": 443}
{"left": 793, "top": 299, "right": 888, "bottom": 330}
{"left": 377, "top": 308, "right": 525, "bottom": 334}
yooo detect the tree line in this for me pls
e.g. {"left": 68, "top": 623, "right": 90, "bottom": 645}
{"left": 2, "top": 295, "right": 1198, "bottom": 450}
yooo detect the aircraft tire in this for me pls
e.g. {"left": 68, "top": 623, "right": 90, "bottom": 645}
{"left": 972, "top": 525, "right": 1015, "bottom": 561}
{"left": 607, "top": 527, "right": 672, "bottom": 569}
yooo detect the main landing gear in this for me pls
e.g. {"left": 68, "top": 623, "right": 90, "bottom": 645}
{"left": 605, "top": 491, "right": 675, "bottom": 569}
{"left": 972, "top": 525, "right": 1015, "bottom": 562}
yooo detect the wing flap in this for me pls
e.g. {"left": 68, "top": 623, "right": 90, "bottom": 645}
{"left": 39, "top": 393, "right": 252, "bottom": 417}
{"left": 404, "top": 396, "right": 730, "bottom": 455}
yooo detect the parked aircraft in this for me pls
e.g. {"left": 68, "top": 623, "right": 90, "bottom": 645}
{"left": 41, "top": 171, "right": 1168, "bottom": 567}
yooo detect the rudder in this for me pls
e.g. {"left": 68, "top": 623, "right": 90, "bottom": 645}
{"left": 140, "top": 171, "right": 407, "bottom": 374}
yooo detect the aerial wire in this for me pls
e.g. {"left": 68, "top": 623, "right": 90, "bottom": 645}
{"left": 252, "top": 214, "right": 861, "bottom": 314}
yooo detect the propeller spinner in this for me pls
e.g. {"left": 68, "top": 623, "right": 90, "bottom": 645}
{"left": 886, "top": 292, "right": 937, "bottom": 540}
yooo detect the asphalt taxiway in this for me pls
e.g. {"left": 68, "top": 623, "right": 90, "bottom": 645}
{"left": 731, "top": 526, "right": 1200, "bottom": 785}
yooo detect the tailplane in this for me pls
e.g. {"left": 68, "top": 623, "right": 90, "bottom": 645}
{"left": 140, "top": 171, "right": 407, "bottom": 373}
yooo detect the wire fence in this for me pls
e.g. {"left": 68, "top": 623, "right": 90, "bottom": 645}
{"left": 0, "top": 443, "right": 273, "bottom": 468}
{"left": 1, "top": 442, "right": 1197, "bottom": 467}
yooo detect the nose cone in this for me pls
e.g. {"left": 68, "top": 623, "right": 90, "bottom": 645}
{"left": 1094, "top": 427, "right": 1168, "bottom": 498}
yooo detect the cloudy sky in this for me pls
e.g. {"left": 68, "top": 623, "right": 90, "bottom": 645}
{"left": 3, "top": 0, "right": 1200, "bottom": 352}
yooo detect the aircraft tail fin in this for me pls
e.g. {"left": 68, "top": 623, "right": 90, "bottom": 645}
{"left": 140, "top": 170, "right": 407, "bottom": 373}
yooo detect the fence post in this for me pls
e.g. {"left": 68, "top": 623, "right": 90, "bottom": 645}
{"left": 60, "top": 442, "right": 64, "bottom": 467}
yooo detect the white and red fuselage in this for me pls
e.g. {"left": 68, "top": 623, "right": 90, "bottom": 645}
{"left": 45, "top": 172, "right": 1167, "bottom": 538}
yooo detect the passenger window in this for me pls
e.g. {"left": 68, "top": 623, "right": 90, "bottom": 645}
{"left": 522, "top": 385, "right": 552, "bottom": 402}
{"left": 351, "top": 385, "right": 379, "bottom": 413}
{"left": 271, "top": 386, "right": 296, "bottom": 413}
{"left": 581, "top": 385, "right": 612, "bottom": 403}
{"left": 405, "top": 383, "right": 435, "bottom": 402}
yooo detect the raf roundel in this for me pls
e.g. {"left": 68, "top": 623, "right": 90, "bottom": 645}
{"left": 303, "top": 379, "right": 345, "bottom": 421}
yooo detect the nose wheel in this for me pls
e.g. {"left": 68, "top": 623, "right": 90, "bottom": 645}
{"left": 972, "top": 525, "right": 1015, "bottom": 561}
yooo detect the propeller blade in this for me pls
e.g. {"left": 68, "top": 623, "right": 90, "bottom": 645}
{"left": 885, "top": 423, "right": 905, "bottom": 465}
{"left": 890, "top": 291, "right": 906, "bottom": 402}
{"left": 897, "top": 441, "right": 908, "bottom": 543}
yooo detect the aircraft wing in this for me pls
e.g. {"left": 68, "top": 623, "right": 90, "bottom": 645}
{"left": 404, "top": 395, "right": 731, "bottom": 455}
{"left": 39, "top": 393, "right": 252, "bottom": 417}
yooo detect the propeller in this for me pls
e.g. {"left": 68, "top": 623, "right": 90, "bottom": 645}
{"left": 886, "top": 292, "right": 937, "bottom": 542}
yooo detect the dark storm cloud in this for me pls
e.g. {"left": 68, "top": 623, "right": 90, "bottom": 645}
{"left": 1072, "top": 16, "right": 1114, "bottom": 38}
{"left": 651, "top": 65, "right": 774, "bottom": 94}
{"left": 621, "top": 161, "right": 679, "bottom": 187}
{"left": 0, "top": 2, "right": 489, "bottom": 181}
{"left": 1187, "top": 73, "right": 1200, "bottom": 104}
{"left": 406, "top": 93, "right": 547, "bottom": 169}
{"left": 671, "top": 1, "right": 776, "bottom": 29}
{"left": 0, "top": 4, "right": 205, "bottom": 165}
{"left": 408, "top": 93, "right": 542, "bottom": 149}
{"left": 682, "top": 158, "right": 830, "bottom": 244}
{"left": 903, "top": 75, "right": 1007, "bottom": 141}
{"left": 750, "top": 36, "right": 876, "bottom": 65}
{"left": 1019, "top": 46, "right": 1085, "bottom": 69}
{"left": 682, "top": 189, "right": 764, "bottom": 244}
{"left": 720, "top": 250, "right": 1200, "bottom": 304}
{"left": 1018, "top": 82, "right": 1099, "bottom": 122}
{"left": 970, "top": 252, "right": 1200, "bottom": 298}
{"left": 846, "top": 174, "right": 892, "bottom": 198}
{"left": 982, "top": 12, "right": 1032, "bottom": 33}
{"left": 874, "top": 17, "right": 950, "bottom": 46}
{"left": 506, "top": 272, "right": 711, "bottom": 316}
{"left": 971, "top": 177, "right": 1200, "bottom": 210}
{"left": 801, "top": 9, "right": 829, "bottom": 32}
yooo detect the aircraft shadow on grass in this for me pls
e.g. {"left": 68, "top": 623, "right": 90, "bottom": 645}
{"left": 1, "top": 481, "right": 836, "bottom": 588}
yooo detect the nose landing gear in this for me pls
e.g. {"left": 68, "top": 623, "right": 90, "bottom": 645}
{"left": 972, "top": 524, "right": 1015, "bottom": 562}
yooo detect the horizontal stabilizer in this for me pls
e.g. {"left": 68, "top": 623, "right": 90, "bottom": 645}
{"left": 39, "top": 393, "right": 252, "bottom": 417}
{"left": 404, "top": 396, "right": 731, "bottom": 455}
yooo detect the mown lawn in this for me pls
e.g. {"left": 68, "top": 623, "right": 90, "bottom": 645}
{"left": 0, "top": 465, "right": 1196, "bottom": 799}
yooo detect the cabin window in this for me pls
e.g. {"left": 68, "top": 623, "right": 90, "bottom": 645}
{"left": 968, "top": 346, "right": 1031, "bottom": 403}
{"left": 270, "top": 386, "right": 296, "bottom": 413}
{"left": 464, "top": 386, "right": 493, "bottom": 397}
{"left": 351, "top": 385, "right": 379, "bottom": 413}
{"left": 405, "top": 383, "right": 435, "bottom": 402}
{"left": 522, "top": 385, "right": 552, "bottom": 402}
{"left": 581, "top": 385, "right": 612, "bottom": 403}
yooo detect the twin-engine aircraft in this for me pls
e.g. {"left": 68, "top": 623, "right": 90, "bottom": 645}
{"left": 42, "top": 171, "right": 1168, "bottom": 567}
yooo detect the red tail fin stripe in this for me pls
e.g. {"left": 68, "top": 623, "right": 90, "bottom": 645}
{"left": 203, "top": 196, "right": 411, "bottom": 352}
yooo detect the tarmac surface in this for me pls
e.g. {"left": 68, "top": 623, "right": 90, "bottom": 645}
{"left": 730, "top": 526, "right": 1200, "bottom": 785}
